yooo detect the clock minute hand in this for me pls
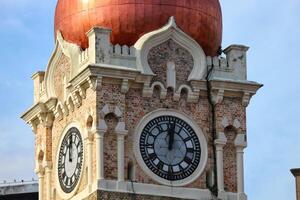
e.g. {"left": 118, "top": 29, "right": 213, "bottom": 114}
{"left": 69, "top": 137, "right": 72, "bottom": 162}
{"left": 168, "top": 122, "right": 175, "bottom": 150}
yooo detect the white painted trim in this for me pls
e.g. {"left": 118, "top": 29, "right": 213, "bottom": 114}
{"left": 44, "top": 41, "right": 63, "bottom": 98}
{"left": 134, "top": 17, "right": 207, "bottom": 80}
{"left": 98, "top": 180, "right": 212, "bottom": 200}
{"left": 68, "top": 179, "right": 240, "bottom": 200}
{"left": 133, "top": 109, "right": 208, "bottom": 186}
{"left": 54, "top": 122, "right": 86, "bottom": 200}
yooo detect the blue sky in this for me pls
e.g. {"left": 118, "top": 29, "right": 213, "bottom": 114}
{"left": 0, "top": 0, "right": 299, "bottom": 199}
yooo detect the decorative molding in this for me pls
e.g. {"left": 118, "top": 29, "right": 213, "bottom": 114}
{"left": 121, "top": 79, "right": 129, "bottom": 94}
{"left": 142, "top": 82, "right": 152, "bottom": 98}
{"left": 72, "top": 91, "right": 82, "bottom": 108}
{"left": 214, "top": 132, "right": 227, "bottom": 147}
{"left": 174, "top": 84, "right": 199, "bottom": 103}
{"left": 234, "top": 134, "right": 247, "bottom": 149}
{"left": 100, "top": 104, "right": 110, "bottom": 117}
{"left": 114, "top": 106, "right": 123, "bottom": 118}
{"left": 233, "top": 119, "right": 241, "bottom": 129}
{"left": 98, "top": 120, "right": 108, "bottom": 132}
{"left": 134, "top": 16, "right": 207, "bottom": 80}
{"left": 77, "top": 85, "right": 86, "bottom": 99}
{"left": 221, "top": 117, "right": 230, "bottom": 128}
{"left": 115, "top": 122, "right": 128, "bottom": 136}
{"left": 150, "top": 82, "right": 167, "bottom": 99}
{"left": 242, "top": 92, "right": 251, "bottom": 107}
{"left": 88, "top": 76, "right": 102, "bottom": 91}
{"left": 212, "top": 89, "right": 224, "bottom": 105}
{"left": 237, "top": 193, "right": 247, "bottom": 200}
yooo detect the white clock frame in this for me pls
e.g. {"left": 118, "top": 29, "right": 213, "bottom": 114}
{"left": 55, "top": 122, "right": 86, "bottom": 199}
{"left": 134, "top": 109, "right": 208, "bottom": 186}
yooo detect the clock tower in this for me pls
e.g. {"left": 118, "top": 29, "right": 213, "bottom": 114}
{"left": 22, "top": 0, "right": 262, "bottom": 200}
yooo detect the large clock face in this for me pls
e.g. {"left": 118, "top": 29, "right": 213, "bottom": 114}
{"left": 139, "top": 115, "right": 201, "bottom": 181}
{"left": 58, "top": 127, "right": 83, "bottom": 193}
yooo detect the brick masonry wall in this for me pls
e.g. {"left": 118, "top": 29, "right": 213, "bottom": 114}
{"left": 53, "top": 54, "right": 71, "bottom": 101}
{"left": 216, "top": 98, "right": 246, "bottom": 192}
{"left": 148, "top": 39, "right": 194, "bottom": 88}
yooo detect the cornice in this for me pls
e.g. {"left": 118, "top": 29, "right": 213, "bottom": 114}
{"left": 21, "top": 103, "right": 47, "bottom": 123}
{"left": 21, "top": 98, "right": 57, "bottom": 129}
{"left": 210, "top": 79, "right": 263, "bottom": 94}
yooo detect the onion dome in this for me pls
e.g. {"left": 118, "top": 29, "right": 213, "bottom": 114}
{"left": 54, "top": 0, "right": 222, "bottom": 56}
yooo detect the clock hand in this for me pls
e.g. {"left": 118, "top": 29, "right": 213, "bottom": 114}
{"left": 168, "top": 122, "right": 175, "bottom": 150}
{"left": 69, "top": 136, "right": 72, "bottom": 162}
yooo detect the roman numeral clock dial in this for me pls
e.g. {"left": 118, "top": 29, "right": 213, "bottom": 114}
{"left": 57, "top": 127, "right": 83, "bottom": 193}
{"left": 139, "top": 115, "right": 202, "bottom": 184}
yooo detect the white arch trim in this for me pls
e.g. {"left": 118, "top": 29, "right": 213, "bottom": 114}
{"left": 134, "top": 16, "right": 207, "bottom": 80}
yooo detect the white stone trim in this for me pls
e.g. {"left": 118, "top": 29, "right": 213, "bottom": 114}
{"left": 150, "top": 81, "right": 167, "bottom": 99}
{"left": 134, "top": 16, "right": 207, "bottom": 80}
{"left": 133, "top": 109, "right": 208, "bottom": 186}
{"left": 69, "top": 179, "right": 240, "bottom": 200}
{"left": 234, "top": 134, "right": 247, "bottom": 200}
{"left": 98, "top": 180, "right": 212, "bottom": 200}
{"left": 54, "top": 122, "right": 86, "bottom": 200}
{"left": 214, "top": 132, "right": 227, "bottom": 195}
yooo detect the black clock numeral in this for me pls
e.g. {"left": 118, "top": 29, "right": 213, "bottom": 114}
{"left": 183, "top": 137, "right": 191, "bottom": 143}
{"left": 146, "top": 143, "right": 154, "bottom": 148}
{"left": 184, "top": 156, "right": 193, "bottom": 164}
{"left": 156, "top": 161, "right": 164, "bottom": 170}
{"left": 186, "top": 148, "right": 194, "bottom": 153}
{"left": 148, "top": 153, "right": 156, "bottom": 160}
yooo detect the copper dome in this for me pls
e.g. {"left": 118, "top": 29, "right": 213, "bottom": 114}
{"left": 54, "top": 0, "right": 222, "bottom": 56}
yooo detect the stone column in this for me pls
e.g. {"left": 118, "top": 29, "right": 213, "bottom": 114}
{"left": 36, "top": 168, "right": 45, "bottom": 200}
{"left": 95, "top": 130, "right": 105, "bottom": 181}
{"left": 86, "top": 133, "right": 94, "bottom": 190}
{"left": 95, "top": 119, "right": 107, "bottom": 180}
{"left": 214, "top": 132, "right": 227, "bottom": 198}
{"left": 44, "top": 162, "right": 52, "bottom": 200}
{"left": 291, "top": 168, "right": 300, "bottom": 200}
{"left": 234, "top": 134, "right": 247, "bottom": 200}
{"left": 115, "top": 122, "right": 128, "bottom": 190}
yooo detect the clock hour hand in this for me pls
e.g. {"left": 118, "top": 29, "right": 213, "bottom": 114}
{"left": 69, "top": 136, "right": 73, "bottom": 162}
{"left": 168, "top": 122, "right": 175, "bottom": 150}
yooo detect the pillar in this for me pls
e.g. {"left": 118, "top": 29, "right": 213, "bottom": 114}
{"left": 36, "top": 168, "right": 45, "bottom": 200}
{"left": 115, "top": 122, "right": 128, "bottom": 190}
{"left": 234, "top": 134, "right": 247, "bottom": 200}
{"left": 95, "top": 119, "right": 107, "bottom": 180}
{"left": 86, "top": 133, "right": 94, "bottom": 190}
{"left": 95, "top": 130, "right": 105, "bottom": 180}
{"left": 214, "top": 132, "right": 227, "bottom": 197}
{"left": 291, "top": 168, "right": 300, "bottom": 200}
{"left": 44, "top": 162, "right": 52, "bottom": 200}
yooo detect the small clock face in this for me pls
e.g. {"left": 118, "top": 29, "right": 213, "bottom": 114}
{"left": 58, "top": 127, "right": 83, "bottom": 193}
{"left": 139, "top": 115, "right": 201, "bottom": 181}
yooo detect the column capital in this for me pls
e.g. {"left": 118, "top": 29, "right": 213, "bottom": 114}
{"left": 237, "top": 193, "right": 248, "bottom": 200}
{"left": 115, "top": 122, "right": 128, "bottom": 136}
{"left": 85, "top": 131, "right": 95, "bottom": 142}
{"left": 214, "top": 132, "right": 227, "bottom": 148}
{"left": 43, "top": 161, "right": 53, "bottom": 170}
{"left": 35, "top": 168, "right": 45, "bottom": 176}
{"left": 234, "top": 133, "right": 247, "bottom": 150}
